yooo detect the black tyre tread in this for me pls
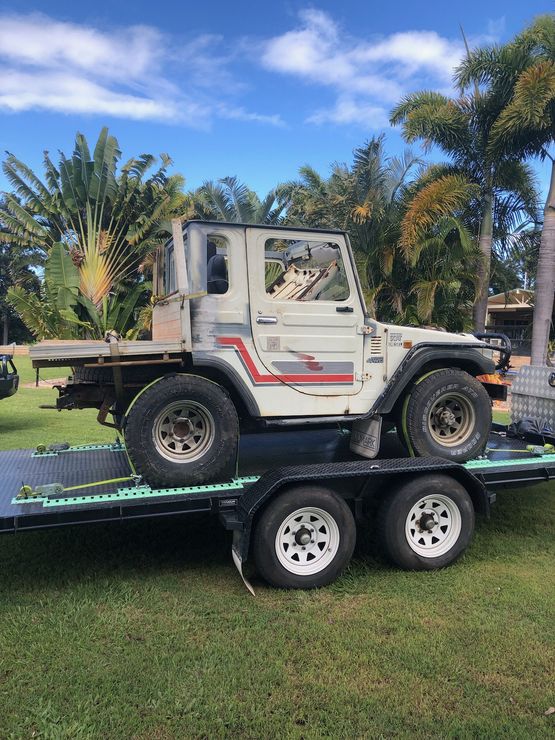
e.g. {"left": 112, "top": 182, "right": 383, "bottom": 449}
{"left": 377, "top": 474, "right": 475, "bottom": 571}
{"left": 124, "top": 374, "right": 239, "bottom": 488}
{"left": 404, "top": 368, "right": 491, "bottom": 462}
{"left": 72, "top": 366, "right": 113, "bottom": 384}
{"left": 73, "top": 365, "right": 163, "bottom": 384}
{"left": 253, "top": 485, "right": 356, "bottom": 589}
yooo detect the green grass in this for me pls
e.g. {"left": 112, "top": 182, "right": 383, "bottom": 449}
{"left": 1, "top": 356, "right": 113, "bottom": 449}
{"left": 0, "top": 357, "right": 553, "bottom": 737}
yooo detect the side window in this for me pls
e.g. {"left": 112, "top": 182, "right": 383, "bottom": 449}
{"left": 207, "top": 234, "right": 230, "bottom": 295}
{"left": 163, "top": 243, "right": 176, "bottom": 295}
{"left": 264, "top": 238, "right": 350, "bottom": 302}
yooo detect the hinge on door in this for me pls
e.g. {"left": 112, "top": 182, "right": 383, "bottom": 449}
{"left": 357, "top": 325, "right": 373, "bottom": 335}
{"left": 355, "top": 372, "right": 372, "bottom": 381}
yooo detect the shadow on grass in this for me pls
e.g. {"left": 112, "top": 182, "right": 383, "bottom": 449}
{"left": 0, "top": 416, "right": 44, "bottom": 433}
{"left": 0, "top": 485, "right": 552, "bottom": 597}
{"left": 0, "top": 514, "right": 233, "bottom": 595}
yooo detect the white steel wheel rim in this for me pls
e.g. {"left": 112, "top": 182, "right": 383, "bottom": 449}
{"left": 275, "top": 507, "right": 340, "bottom": 576}
{"left": 153, "top": 400, "right": 215, "bottom": 463}
{"left": 404, "top": 494, "right": 462, "bottom": 558}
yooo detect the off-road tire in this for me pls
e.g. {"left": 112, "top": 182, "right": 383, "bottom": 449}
{"left": 72, "top": 366, "right": 113, "bottom": 384}
{"left": 253, "top": 485, "right": 356, "bottom": 589}
{"left": 402, "top": 368, "right": 491, "bottom": 462}
{"left": 377, "top": 474, "right": 475, "bottom": 570}
{"left": 124, "top": 374, "right": 239, "bottom": 488}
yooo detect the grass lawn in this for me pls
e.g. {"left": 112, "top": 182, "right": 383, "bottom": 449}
{"left": 0, "top": 358, "right": 553, "bottom": 737}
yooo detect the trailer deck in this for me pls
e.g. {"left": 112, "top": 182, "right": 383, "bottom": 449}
{"left": 1, "top": 428, "right": 554, "bottom": 537}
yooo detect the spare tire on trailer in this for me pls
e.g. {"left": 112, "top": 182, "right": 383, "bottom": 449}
{"left": 124, "top": 374, "right": 239, "bottom": 488}
{"left": 401, "top": 368, "right": 491, "bottom": 462}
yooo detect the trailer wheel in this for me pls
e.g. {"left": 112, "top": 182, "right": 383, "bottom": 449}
{"left": 124, "top": 375, "right": 239, "bottom": 487}
{"left": 402, "top": 368, "right": 491, "bottom": 462}
{"left": 377, "top": 474, "right": 475, "bottom": 570}
{"left": 253, "top": 485, "right": 356, "bottom": 589}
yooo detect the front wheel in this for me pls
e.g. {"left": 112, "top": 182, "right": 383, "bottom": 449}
{"left": 377, "top": 474, "right": 475, "bottom": 570}
{"left": 253, "top": 485, "right": 356, "bottom": 589}
{"left": 402, "top": 368, "right": 491, "bottom": 462}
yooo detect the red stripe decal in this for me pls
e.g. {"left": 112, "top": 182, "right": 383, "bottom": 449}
{"left": 216, "top": 336, "right": 354, "bottom": 385}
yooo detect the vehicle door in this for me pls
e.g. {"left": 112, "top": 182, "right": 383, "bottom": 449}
{"left": 246, "top": 228, "right": 365, "bottom": 396}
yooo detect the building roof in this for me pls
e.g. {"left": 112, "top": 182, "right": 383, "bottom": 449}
{"left": 487, "top": 289, "right": 534, "bottom": 310}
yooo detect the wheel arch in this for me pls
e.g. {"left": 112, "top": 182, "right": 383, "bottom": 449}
{"left": 191, "top": 352, "right": 260, "bottom": 419}
{"left": 373, "top": 345, "right": 495, "bottom": 417}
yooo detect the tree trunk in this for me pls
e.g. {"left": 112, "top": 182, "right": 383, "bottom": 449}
{"left": 2, "top": 312, "right": 8, "bottom": 345}
{"left": 531, "top": 160, "right": 555, "bottom": 366}
{"left": 472, "top": 194, "right": 493, "bottom": 332}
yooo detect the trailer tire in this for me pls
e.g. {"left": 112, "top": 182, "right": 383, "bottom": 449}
{"left": 403, "top": 368, "right": 491, "bottom": 462}
{"left": 377, "top": 474, "right": 475, "bottom": 570}
{"left": 124, "top": 374, "right": 239, "bottom": 487}
{"left": 253, "top": 485, "right": 356, "bottom": 589}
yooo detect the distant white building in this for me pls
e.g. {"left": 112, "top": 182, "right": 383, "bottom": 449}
{"left": 486, "top": 289, "right": 534, "bottom": 357}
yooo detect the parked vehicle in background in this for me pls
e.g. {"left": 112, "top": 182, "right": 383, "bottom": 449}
{"left": 0, "top": 355, "right": 18, "bottom": 400}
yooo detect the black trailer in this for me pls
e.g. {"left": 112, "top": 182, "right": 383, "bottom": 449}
{"left": 1, "top": 427, "right": 554, "bottom": 590}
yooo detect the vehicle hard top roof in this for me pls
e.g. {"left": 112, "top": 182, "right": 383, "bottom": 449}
{"left": 182, "top": 219, "right": 347, "bottom": 236}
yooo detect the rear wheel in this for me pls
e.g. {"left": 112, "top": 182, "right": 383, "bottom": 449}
{"left": 402, "top": 368, "right": 491, "bottom": 462}
{"left": 124, "top": 374, "right": 239, "bottom": 487}
{"left": 378, "top": 474, "right": 475, "bottom": 570}
{"left": 253, "top": 485, "right": 356, "bottom": 589}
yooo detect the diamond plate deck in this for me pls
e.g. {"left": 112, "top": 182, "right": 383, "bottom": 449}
{"left": 0, "top": 428, "right": 553, "bottom": 535}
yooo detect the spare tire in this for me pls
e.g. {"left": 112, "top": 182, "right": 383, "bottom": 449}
{"left": 72, "top": 365, "right": 161, "bottom": 384}
{"left": 402, "top": 368, "right": 491, "bottom": 462}
{"left": 72, "top": 366, "right": 113, "bottom": 384}
{"left": 124, "top": 374, "right": 239, "bottom": 487}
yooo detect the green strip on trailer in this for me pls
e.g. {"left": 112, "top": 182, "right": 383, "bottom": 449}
{"left": 464, "top": 453, "right": 555, "bottom": 470}
{"left": 13, "top": 476, "right": 260, "bottom": 508}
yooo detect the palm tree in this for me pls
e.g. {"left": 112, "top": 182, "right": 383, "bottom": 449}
{"left": 456, "top": 15, "right": 555, "bottom": 363}
{"left": 0, "top": 203, "right": 43, "bottom": 343}
{"left": 390, "top": 83, "right": 539, "bottom": 332}
{"left": 279, "top": 138, "right": 423, "bottom": 313}
{"left": 187, "top": 176, "right": 286, "bottom": 224}
{"left": 279, "top": 136, "right": 482, "bottom": 329}
{"left": 1, "top": 128, "right": 184, "bottom": 307}
{"left": 1, "top": 128, "right": 185, "bottom": 339}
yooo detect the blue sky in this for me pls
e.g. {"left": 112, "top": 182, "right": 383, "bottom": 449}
{"left": 0, "top": 1, "right": 551, "bottom": 198}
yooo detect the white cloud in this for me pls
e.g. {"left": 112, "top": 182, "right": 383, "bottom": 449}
{"left": 0, "top": 13, "right": 281, "bottom": 127}
{"left": 307, "top": 97, "right": 389, "bottom": 128}
{"left": 260, "top": 9, "right": 468, "bottom": 128}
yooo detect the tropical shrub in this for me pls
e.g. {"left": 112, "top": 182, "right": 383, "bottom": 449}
{"left": 1, "top": 128, "right": 184, "bottom": 339}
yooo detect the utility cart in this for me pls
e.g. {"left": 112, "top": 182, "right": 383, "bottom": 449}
{"left": 1, "top": 425, "right": 553, "bottom": 591}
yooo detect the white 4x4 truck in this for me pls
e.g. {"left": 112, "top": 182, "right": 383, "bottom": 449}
{"left": 30, "top": 220, "right": 501, "bottom": 487}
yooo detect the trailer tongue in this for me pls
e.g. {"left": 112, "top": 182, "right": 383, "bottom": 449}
{"left": 1, "top": 427, "right": 553, "bottom": 590}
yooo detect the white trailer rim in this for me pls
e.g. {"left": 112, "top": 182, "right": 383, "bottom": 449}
{"left": 404, "top": 494, "right": 462, "bottom": 557}
{"left": 275, "top": 506, "right": 340, "bottom": 576}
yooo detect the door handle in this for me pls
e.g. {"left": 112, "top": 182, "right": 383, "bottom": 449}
{"left": 256, "top": 316, "right": 278, "bottom": 324}
{"left": 336, "top": 305, "right": 354, "bottom": 313}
